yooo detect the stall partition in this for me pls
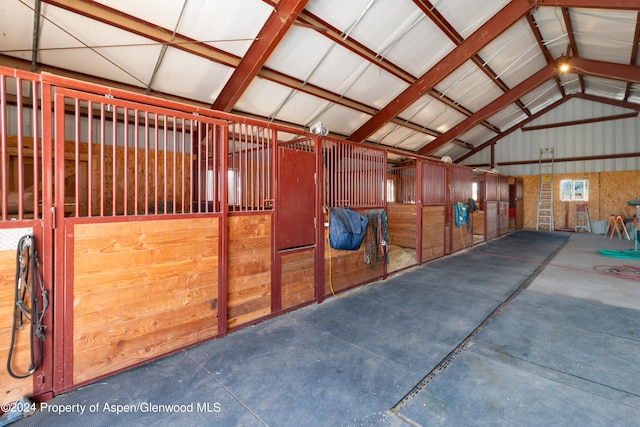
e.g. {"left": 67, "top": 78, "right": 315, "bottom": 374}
{"left": 419, "top": 159, "right": 447, "bottom": 262}
{"left": 322, "top": 138, "right": 386, "bottom": 296}
{"left": 484, "top": 173, "right": 500, "bottom": 240}
{"left": 0, "top": 68, "right": 52, "bottom": 404}
{"left": 449, "top": 164, "right": 473, "bottom": 253}
{"left": 386, "top": 164, "right": 418, "bottom": 272}
{"left": 498, "top": 174, "right": 510, "bottom": 236}
{"left": 472, "top": 171, "right": 486, "bottom": 242}
{"left": 1, "top": 65, "right": 511, "bottom": 406}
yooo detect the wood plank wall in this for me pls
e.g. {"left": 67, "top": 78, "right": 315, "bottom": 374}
{"left": 72, "top": 217, "right": 219, "bottom": 385}
{"left": 516, "top": 200, "right": 524, "bottom": 229}
{"left": 422, "top": 205, "right": 445, "bottom": 262}
{"left": 227, "top": 214, "right": 272, "bottom": 329}
{"left": 387, "top": 203, "right": 416, "bottom": 248}
{"left": 323, "top": 211, "right": 384, "bottom": 296}
{"left": 324, "top": 247, "right": 383, "bottom": 295}
{"left": 280, "top": 249, "right": 315, "bottom": 310}
{"left": 0, "top": 249, "right": 34, "bottom": 405}
{"left": 472, "top": 211, "right": 485, "bottom": 237}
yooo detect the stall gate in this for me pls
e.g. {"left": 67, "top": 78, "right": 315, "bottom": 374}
{"left": 0, "top": 68, "right": 53, "bottom": 403}
{"left": 51, "top": 85, "right": 228, "bottom": 392}
{"left": 1, "top": 66, "right": 326, "bottom": 401}
{"left": 1, "top": 67, "right": 229, "bottom": 399}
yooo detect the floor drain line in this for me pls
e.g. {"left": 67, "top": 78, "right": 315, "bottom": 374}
{"left": 390, "top": 239, "right": 567, "bottom": 414}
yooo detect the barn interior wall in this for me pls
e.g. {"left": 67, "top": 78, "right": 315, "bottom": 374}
{"left": 521, "top": 170, "right": 640, "bottom": 230}
{"left": 462, "top": 101, "right": 640, "bottom": 178}
{"left": 0, "top": 66, "right": 500, "bottom": 406}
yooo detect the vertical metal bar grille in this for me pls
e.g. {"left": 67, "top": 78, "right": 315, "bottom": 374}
{"left": 52, "top": 88, "right": 225, "bottom": 218}
{"left": 422, "top": 160, "right": 446, "bottom": 206}
{"left": 322, "top": 138, "right": 384, "bottom": 208}
{"left": 0, "top": 70, "right": 43, "bottom": 221}
{"left": 388, "top": 165, "right": 416, "bottom": 204}
{"left": 227, "top": 123, "right": 274, "bottom": 212}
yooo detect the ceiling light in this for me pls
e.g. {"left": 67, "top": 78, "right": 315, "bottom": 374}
{"left": 557, "top": 56, "right": 571, "bottom": 73}
{"left": 310, "top": 121, "right": 328, "bottom": 136}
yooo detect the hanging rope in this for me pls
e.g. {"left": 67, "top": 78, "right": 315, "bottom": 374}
{"left": 7, "top": 235, "right": 48, "bottom": 379}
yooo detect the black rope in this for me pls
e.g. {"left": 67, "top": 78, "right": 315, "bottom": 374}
{"left": 7, "top": 235, "right": 48, "bottom": 379}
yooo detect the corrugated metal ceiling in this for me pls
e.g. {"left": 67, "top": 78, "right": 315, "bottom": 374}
{"left": 1, "top": 0, "right": 639, "bottom": 164}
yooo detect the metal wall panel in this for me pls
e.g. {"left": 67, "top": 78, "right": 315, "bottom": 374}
{"left": 471, "top": 98, "right": 640, "bottom": 177}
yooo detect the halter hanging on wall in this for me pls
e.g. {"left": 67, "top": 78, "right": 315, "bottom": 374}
{"left": 7, "top": 235, "right": 48, "bottom": 379}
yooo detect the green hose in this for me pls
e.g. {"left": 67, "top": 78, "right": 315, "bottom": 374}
{"left": 597, "top": 249, "right": 640, "bottom": 259}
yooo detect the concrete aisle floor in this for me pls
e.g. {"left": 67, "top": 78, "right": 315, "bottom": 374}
{"left": 12, "top": 230, "right": 640, "bottom": 426}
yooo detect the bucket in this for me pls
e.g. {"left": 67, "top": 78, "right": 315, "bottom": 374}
{"left": 591, "top": 220, "right": 606, "bottom": 235}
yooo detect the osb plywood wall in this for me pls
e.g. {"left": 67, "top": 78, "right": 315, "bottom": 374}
{"left": 521, "top": 170, "right": 640, "bottom": 230}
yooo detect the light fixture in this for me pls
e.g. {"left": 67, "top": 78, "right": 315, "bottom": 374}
{"left": 310, "top": 121, "right": 328, "bottom": 136}
{"left": 440, "top": 155, "right": 452, "bottom": 163}
{"left": 557, "top": 56, "right": 570, "bottom": 73}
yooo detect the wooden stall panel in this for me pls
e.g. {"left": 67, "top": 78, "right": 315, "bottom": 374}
{"left": 0, "top": 249, "right": 34, "bottom": 405}
{"left": 323, "top": 215, "right": 384, "bottom": 296}
{"left": 72, "top": 217, "right": 219, "bottom": 385}
{"left": 324, "top": 248, "right": 383, "bottom": 295}
{"left": 422, "top": 205, "right": 445, "bottom": 262}
{"left": 516, "top": 200, "right": 524, "bottom": 229}
{"left": 280, "top": 249, "right": 315, "bottom": 310}
{"left": 227, "top": 214, "right": 272, "bottom": 329}
{"left": 386, "top": 203, "right": 417, "bottom": 272}
{"left": 386, "top": 203, "right": 416, "bottom": 248}
{"left": 472, "top": 211, "right": 485, "bottom": 237}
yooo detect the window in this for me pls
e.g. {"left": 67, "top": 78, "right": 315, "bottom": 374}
{"left": 560, "top": 179, "right": 588, "bottom": 201}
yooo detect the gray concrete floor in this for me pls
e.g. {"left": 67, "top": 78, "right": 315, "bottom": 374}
{"left": 11, "top": 230, "right": 640, "bottom": 426}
